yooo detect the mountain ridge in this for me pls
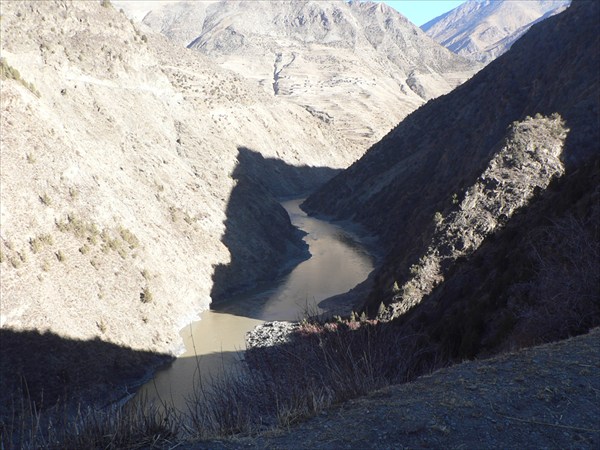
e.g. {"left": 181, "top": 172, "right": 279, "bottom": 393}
{"left": 303, "top": 0, "right": 599, "bottom": 354}
{"left": 118, "top": 0, "right": 479, "bottom": 149}
{"left": 423, "top": 0, "right": 570, "bottom": 64}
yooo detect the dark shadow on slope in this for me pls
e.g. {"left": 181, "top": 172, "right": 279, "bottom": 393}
{"left": 210, "top": 147, "right": 340, "bottom": 308}
{"left": 303, "top": 0, "right": 599, "bottom": 312}
{"left": 0, "top": 328, "right": 171, "bottom": 419}
{"left": 379, "top": 154, "right": 600, "bottom": 366}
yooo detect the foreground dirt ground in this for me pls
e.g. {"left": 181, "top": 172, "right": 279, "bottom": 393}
{"left": 189, "top": 328, "right": 599, "bottom": 449}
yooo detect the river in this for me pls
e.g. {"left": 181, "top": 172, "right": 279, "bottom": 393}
{"left": 137, "top": 198, "right": 375, "bottom": 413}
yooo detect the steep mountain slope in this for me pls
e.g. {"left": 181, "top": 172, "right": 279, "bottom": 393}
{"left": 422, "top": 0, "right": 570, "bottom": 64}
{"left": 0, "top": 0, "right": 355, "bottom": 355}
{"left": 118, "top": 0, "right": 479, "bottom": 149}
{"left": 304, "top": 0, "right": 599, "bottom": 355}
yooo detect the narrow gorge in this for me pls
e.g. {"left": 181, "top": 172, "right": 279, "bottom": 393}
{"left": 139, "top": 198, "right": 375, "bottom": 412}
{"left": 1, "top": 1, "right": 597, "bottom": 448}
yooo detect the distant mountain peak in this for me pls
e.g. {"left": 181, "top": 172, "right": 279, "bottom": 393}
{"left": 422, "top": 0, "right": 571, "bottom": 64}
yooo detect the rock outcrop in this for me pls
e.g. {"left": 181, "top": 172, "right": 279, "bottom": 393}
{"left": 386, "top": 114, "right": 568, "bottom": 319}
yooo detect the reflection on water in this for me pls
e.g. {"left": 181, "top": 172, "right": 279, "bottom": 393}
{"left": 137, "top": 199, "right": 374, "bottom": 412}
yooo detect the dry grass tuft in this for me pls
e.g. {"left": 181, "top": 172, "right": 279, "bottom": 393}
{"left": 185, "top": 318, "right": 439, "bottom": 438}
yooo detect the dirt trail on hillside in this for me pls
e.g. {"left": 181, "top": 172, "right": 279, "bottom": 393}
{"left": 190, "top": 328, "right": 599, "bottom": 449}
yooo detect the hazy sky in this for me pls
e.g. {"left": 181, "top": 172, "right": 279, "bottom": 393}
{"left": 382, "top": 1, "right": 466, "bottom": 26}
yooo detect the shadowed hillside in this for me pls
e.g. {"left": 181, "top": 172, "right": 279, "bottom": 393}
{"left": 303, "top": 0, "right": 599, "bottom": 355}
{"left": 0, "top": 329, "right": 170, "bottom": 417}
{"left": 211, "top": 147, "right": 339, "bottom": 303}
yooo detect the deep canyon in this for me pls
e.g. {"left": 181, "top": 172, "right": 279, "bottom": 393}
{"left": 138, "top": 199, "right": 375, "bottom": 413}
{"left": 0, "top": 0, "right": 598, "bottom": 448}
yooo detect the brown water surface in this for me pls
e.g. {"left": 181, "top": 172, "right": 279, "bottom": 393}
{"left": 138, "top": 199, "right": 374, "bottom": 412}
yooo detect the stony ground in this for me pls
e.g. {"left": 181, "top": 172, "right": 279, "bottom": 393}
{"left": 187, "top": 328, "right": 599, "bottom": 449}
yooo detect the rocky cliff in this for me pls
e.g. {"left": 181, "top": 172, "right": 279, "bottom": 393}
{"left": 118, "top": 0, "right": 479, "bottom": 150}
{"left": 422, "top": 0, "right": 570, "bottom": 64}
{"left": 304, "top": 0, "right": 599, "bottom": 355}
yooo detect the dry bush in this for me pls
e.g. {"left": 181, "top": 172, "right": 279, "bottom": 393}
{"left": 185, "top": 320, "right": 439, "bottom": 438}
{"left": 0, "top": 385, "right": 178, "bottom": 450}
{"left": 509, "top": 213, "right": 600, "bottom": 346}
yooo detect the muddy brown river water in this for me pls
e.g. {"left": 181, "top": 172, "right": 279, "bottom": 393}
{"left": 137, "top": 198, "right": 374, "bottom": 412}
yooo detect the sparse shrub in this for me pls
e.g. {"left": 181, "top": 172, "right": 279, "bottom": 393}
{"left": 140, "top": 287, "right": 153, "bottom": 303}
{"left": 67, "top": 215, "right": 86, "bottom": 238}
{"left": 87, "top": 233, "right": 98, "bottom": 245}
{"left": 433, "top": 211, "right": 443, "bottom": 226}
{"left": 26, "top": 153, "right": 36, "bottom": 164}
{"left": 9, "top": 256, "right": 22, "bottom": 268}
{"left": 30, "top": 238, "right": 42, "bottom": 254}
{"left": 0, "top": 57, "right": 40, "bottom": 97}
{"left": 118, "top": 226, "right": 139, "bottom": 249}
{"left": 0, "top": 248, "right": 4, "bottom": 263}
{"left": 100, "top": 0, "right": 111, "bottom": 8}
{"left": 1, "top": 387, "right": 177, "bottom": 449}
{"left": 30, "top": 234, "right": 53, "bottom": 253}
{"left": 168, "top": 207, "right": 178, "bottom": 223}
{"left": 79, "top": 244, "right": 90, "bottom": 255}
{"left": 97, "top": 320, "right": 107, "bottom": 333}
{"left": 57, "top": 215, "right": 100, "bottom": 246}
{"left": 117, "top": 247, "right": 128, "bottom": 259}
{"left": 187, "top": 319, "right": 437, "bottom": 437}
{"left": 409, "top": 264, "right": 419, "bottom": 275}
{"left": 56, "top": 250, "right": 66, "bottom": 262}
{"left": 41, "top": 259, "right": 51, "bottom": 272}
{"left": 377, "top": 302, "right": 386, "bottom": 318}
{"left": 39, "top": 193, "right": 52, "bottom": 206}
